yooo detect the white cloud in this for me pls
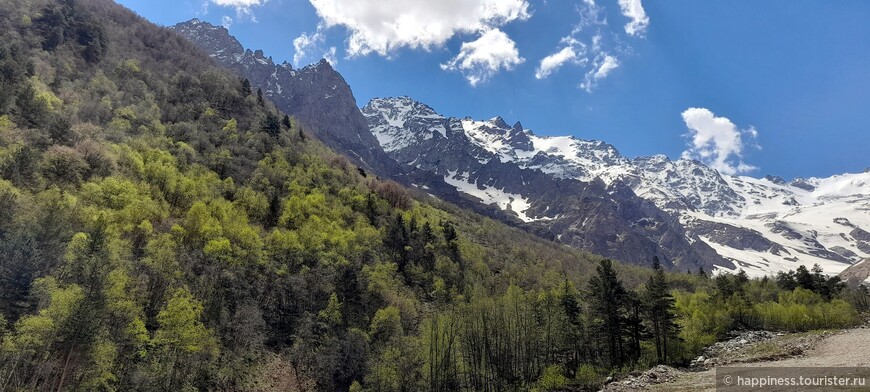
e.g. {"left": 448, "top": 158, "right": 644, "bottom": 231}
{"left": 533, "top": 0, "right": 642, "bottom": 92}
{"left": 593, "top": 54, "right": 619, "bottom": 78}
{"left": 535, "top": 45, "right": 586, "bottom": 79}
{"left": 292, "top": 27, "right": 325, "bottom": 66}
{"left": 580, "top": 53, "right": 618, "bottom": 92}
{"left": 308, "top": 0, "right": 530, "bottom": 57}
{"left": 212, "top": 0, "right": 263, "bottom": 5}
{"left": 681, "top": 107, "right": 760, "bottom": 175}
{"left": 293, "top": 25, "right": 339, "bottom": 67}
{"left": 530, "top": 0, "right": 601, "bottom": 82}
{"left": 323, "top": 47, "right": 338, "bottom": 66}
{"left": 221, "top": 15, "right": 233, "bottom": 28}
{"left": 617, "top": 0, "right": 649, "bottom": 37}
{"left": 210, "top": 0, "right": 266, "bottom": 21}
{"left": 440, "top": 29, "right": 524, "bottom": 86}
{"left": 573, "top": 0, "right": 607, "bottom": 34}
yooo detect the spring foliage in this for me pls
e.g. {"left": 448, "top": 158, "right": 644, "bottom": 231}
{"left": 0, "top": 1, "right": 865, "bottom": 391}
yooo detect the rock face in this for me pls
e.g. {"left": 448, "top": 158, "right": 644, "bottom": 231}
{"left": 839, "top": 258, "right": 870, "bottom": 285}
{"left": 167, "top": 22, "right": 726, "bottom": 271}
{"left": 363, "top": 97, "right": 728, "bottom": 271}
{"left": 169, "top": 19, "right": 403, "bottom": 177}
{"left": 363, "top": 96, "right": 870, "bottom": 277}
{"left": 169, "top": 20, "right": 870, "bottom": 276}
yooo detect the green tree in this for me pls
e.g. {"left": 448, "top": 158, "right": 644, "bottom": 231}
{"left": 319, "top": 292, "right": 343, "bottom": 327}
{"left": 262, "top": 112, "right": 281, "bottom": 137}
{"left": 153, "top": 287, "right": 217, "bottom": 390}
{"left": 587, "top": 259, "right": 627, "bottom": 368}
{"left": 643, "top": 257, "right": 678, "bottom": 364}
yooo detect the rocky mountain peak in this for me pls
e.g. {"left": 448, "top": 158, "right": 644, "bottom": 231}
{"left": 490, "top": 116, "right": 509, "bottom": 129}
{"left": 790, "top": 177, "right": 816, "bottom": 191}
{"left": 170, "top": 19, "right": 403, "bottom": 177}
{"left": 171, "top": 19, "right": 244, "bottom": 59}
{"left": 362, "top": 96, "right": 868, "bottom": 277}
{"left": 172, "top": 20, "right": 870, "bottom": 278}
{"left": 764, "top": 175, "right": 787, "bottom": 185}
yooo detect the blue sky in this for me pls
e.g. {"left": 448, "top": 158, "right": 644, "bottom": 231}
{"left": 117, "top": 0, "right": 870, "bottom": 179}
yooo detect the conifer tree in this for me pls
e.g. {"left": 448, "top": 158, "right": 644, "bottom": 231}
{"left": 386, "top": 214, "right": 409, "bottom": 271}
{"left": 587, "top": 259, "right": 627, "bottom": 367}
{"left": 644, "top": 257, "right": 678, "bottom": 364}
{"left": 240, "top": 78, "right": 251, "bottom": 95}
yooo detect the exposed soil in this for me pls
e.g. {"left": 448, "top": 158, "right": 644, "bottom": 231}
{"left": 601, "top": 325, "right": 870, "bottom": 391}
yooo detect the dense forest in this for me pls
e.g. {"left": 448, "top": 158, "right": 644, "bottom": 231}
{"left": 0, "top": 0, "right": 867, "bottom": 391}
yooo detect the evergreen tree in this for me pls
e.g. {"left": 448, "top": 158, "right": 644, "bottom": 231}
{"left": 644, "top": 257, "right": 678, "bottom": 364}
{"left": 240, "top": 78, "right": 251, "bottom": 96}
{"left": 261, "top": 112, "right": 281, "bottom": 137}
{"left": 560, "top": 280, "right": 585, "bottom": 370}
{"left": 410, "top": 221, "right": 436, "bottom": 272}
{"left": 625, "top": 291, "right": 645, "bottom": 364}
{"left": 440, "top": 221, "right": 460, "bottom": 264}
{"left": 587, "top": 259, "right": 627, "bottom": 367}
{"left": 385, "top": 214, "right": 409, "bottom": 271}
{"left": 795, "top": 265, "right": 815, "bottom": 291}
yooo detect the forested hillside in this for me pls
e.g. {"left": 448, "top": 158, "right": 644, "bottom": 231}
{"left": 0, "top": 1, "right": 866, "bottom": 391}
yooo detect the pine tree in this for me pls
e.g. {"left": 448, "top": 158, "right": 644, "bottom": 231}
{"left": 385, "top": 214, "right": 408, "bottom": 271}
{"left": 625, "top": 291, "right": 645, "bottom": 364}
{"left": 440, "top": 220, "right": 462, "bottom": 288}
{"left": 644, "top": 257, "right": 678, "bottom": 364}
{"left": 560, "top": 280, "right": 585, "bottom": 369}
{"left": 261, "top": 112, "right": 281, "bottom": 137}
{"left": 240, "top": 78, "right": 251, "bottom": 96}
{"left": 587, "top": 259, "right": 627, "bottom": 367}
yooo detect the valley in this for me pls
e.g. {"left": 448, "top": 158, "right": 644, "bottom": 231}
{"left": 171, "top": 20, "right": 870, "bottom": 279}
{"left": 0, "top": 1, "right": 866, "bottom": 391}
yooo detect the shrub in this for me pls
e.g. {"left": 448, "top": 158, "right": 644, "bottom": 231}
{"left": 575, "top": 364, "right": 602, "bottom": 390}
{"left": 371, "top": 180, "right": 412, "bottom": 210}
{"left": 40, "top": 145, "right": 88, "bottom": 185}
{"left": 537, "top": 365, "right": 568, "bottom": 391}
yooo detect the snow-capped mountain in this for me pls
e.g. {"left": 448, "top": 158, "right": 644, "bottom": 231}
{"left": 364, "top": 97, "right": 730, "bottom": 272}
{"left": 169, "top": 20, "right": 867, "bottom": 276}
{"left": 694, "top": 173, "right": 870, "bottom": 276}
{"left": 363, "top": 96, "right": 870, "bottom": 277}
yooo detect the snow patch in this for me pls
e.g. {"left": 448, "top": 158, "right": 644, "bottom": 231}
{"left": 444, "top": 171, "right": 538, "bottom": 222}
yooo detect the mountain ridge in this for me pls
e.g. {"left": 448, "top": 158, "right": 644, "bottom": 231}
{"left": 170, "top": 19, "right": 404, "bottom": 178}
{"left": 170, "top": 19, "right": 870, "bottom": 277}
{"left": 364, "top": 96, "right": 870, "bottom": 277}
{"left": 172, "top": 19, "right": 728, "bottom": 271}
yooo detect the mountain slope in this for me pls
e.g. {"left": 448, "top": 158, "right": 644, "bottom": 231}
{"left": 363, "top": 97, "right": 729, "bottom": 271}
{"left": 0, "top": 1, "right": 642, "bottom": 390}
{"left": 363, "top": 96, "right": 870, "bottom": 277}
{"left": 170, "top": 19, "right": 403, "bottom": 177}
{"left": 0, "top": 2, "right": 864, "bottom": 391}
{"left": 168, "top": 23, "right": 724, "bottom": 271}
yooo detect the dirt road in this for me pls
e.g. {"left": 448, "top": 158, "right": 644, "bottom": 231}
{"left": 649, "top": 327, "right": 870, "bottom": 391}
